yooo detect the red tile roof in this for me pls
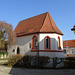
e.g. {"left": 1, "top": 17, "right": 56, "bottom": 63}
{"left": 63, "top": 40, "right": 75, "bottom": 48}
{"left": 14, "top": 12, "right": 63, "bottom": 37}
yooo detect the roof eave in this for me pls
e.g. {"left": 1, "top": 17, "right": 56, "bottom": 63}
{"left": 16, "top": 32, "right": 63, "bottom": 37}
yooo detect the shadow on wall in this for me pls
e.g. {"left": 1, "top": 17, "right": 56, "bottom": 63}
{"left": 8, "top": 37, "right": 63, "bottom": 74}
{"left": 16, "top": 36, "right": 32, "bottom": 46}
{"left": 15, "top": 37, "right": 62, "bottom": 55}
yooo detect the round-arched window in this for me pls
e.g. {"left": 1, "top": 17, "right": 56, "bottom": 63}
{"left": 44, "top": 36, "right": 50, "bottom": 49}
{"left": 17, "top": 47, "right": 20, "bottom": 54}
{"left": 32, "top": 35, "right": 37, "bottom": 49}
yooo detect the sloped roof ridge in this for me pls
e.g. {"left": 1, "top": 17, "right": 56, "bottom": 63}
{"left": 19, "top": 12, "right": 48, "bottom": 23}
{"left": 48, "top": 12, "right": 56, "bottom": 32}
{"left": 39, "top": 12, "right": 48, "bottom": 31}
{"left": 14, "top": 12, "right": 48, "bottom": 34}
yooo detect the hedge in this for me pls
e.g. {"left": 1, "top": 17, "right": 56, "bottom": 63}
{"left": 64, "top": 57, "right": 75, "bottom": 68}
{"left": 0, "top": 52, "right": 8, "bottom": 56}
{"left": 8, "top": 55, "right": 50, "bottom": 68}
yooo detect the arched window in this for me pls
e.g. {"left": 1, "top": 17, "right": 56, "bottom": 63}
{"left": 44, "top": 36, "right": 50, "bottom": 49}
{"left": 58, "top": 36, "right": 61, "bottom": 50}
{"left": 32, "top": 35, "right": 37, "bottom": 49}
{"left": 17, "top": 47, "right": 20, "bottom": 54}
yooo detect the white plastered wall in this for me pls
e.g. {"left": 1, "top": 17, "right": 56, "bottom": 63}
{"left": 8, "top": 33, "right": 64, "bottom": 58}
{"left": 8, "top": 34, "right": 38, "bottom": 56}
{"left": 39, "top": 33, "right": 63, "bottom": 50}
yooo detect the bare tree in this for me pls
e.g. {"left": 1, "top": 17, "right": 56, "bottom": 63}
{"left": 0, "top": 21, "right": 16, "bottom": 49}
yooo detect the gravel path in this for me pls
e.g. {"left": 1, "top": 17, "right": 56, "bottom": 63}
{"left": 0, "top": 65, "right": 75, "bottom": 75}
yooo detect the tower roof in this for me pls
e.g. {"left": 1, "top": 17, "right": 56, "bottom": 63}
{"left": 14, "top": 12, "right": 63, "bottom": 37}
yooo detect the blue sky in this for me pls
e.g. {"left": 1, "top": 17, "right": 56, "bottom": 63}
{"left": 0, "top": 0, "right": 75, "bottom": 40}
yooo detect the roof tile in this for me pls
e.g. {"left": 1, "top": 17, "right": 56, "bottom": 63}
{"left": 63, "top": 40, "right": 75, "bottom": 48}
{"left": 14, "top": 12, "right": 63, "bottom": 36}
